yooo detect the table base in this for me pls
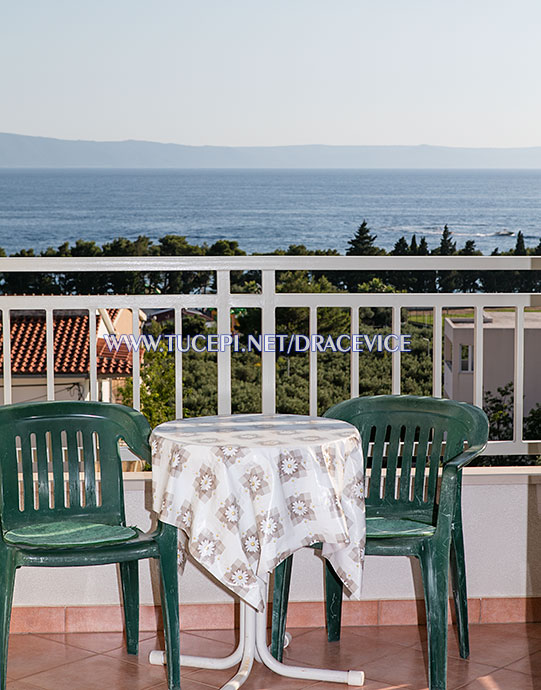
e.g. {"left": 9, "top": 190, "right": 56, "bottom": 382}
{"left": 149, "top": 599, "right": 365, "bottom": 689}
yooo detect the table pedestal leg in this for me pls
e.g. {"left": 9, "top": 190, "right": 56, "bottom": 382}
{"left": 149, "top": 597, "right": 365, "bottom": 688}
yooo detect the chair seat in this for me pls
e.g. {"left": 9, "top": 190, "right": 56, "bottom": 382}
{"left": 3, "top": 520, "right": 137, "bottom": 548}
{"left": 366, "top": 516, "right": 436, "bottom": 538}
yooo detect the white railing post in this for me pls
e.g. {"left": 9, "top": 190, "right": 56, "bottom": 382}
{"left": 2, "top": 309, "right": 12, "bottom": 405}
{"left": 217, "top": 270, "right": 232, "bottom": 415}
{"left": 131, "top": 307, "right": 141, "bottom": 411}
{"left": 514, "top": 306, "right": 525, "bottom": 443}
{"left": 45, "top": 309, "right": 55, "bottom": 400}
{"left": 309, "top": 306, "right": 318, "bottom": 416}
{"left": 261, "top": 270, "right": 276, "bottom": 414}
{"left": 432, "top": 305, "right": 442, "bottom": 398}
{"left": 473, "top": 305, "right": 484, "bottom": 408}
{"left": 174, "top": 306, "right": 183, "bottom": 419}
{"left": 391, "top": 305, "right": 401, "bottom": 395}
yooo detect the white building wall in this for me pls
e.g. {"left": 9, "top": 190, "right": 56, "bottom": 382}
{"left": 11, "top": 470, "right": 541, "bottom": 607}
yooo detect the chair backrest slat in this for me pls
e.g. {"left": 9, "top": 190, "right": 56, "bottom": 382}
{"left": 35, "top": 431, "right": 50, "bottom": 510}
{"left": 0, "top": 401, "right": 151, "bottom": 532}
{"left": 324, "top": 395, "right": 489, "bottom": 519}
{"left": 81, "top": 428, "right": 98, "bottom": 508}
{"left": 398, "top": 424, "right": 416, "bottom": 503}
{"left": 50, "top": 428, "right": 66, "bottom": 510}
{"left": 66, "top": 429, "right": 81, "bottom": 510}
{"left": 19, "top": 434, "right": 34, "bottom": 513}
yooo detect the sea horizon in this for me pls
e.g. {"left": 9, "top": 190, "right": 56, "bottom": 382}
{"left": 1, "top": 167, "right": 540, "bottom": 257}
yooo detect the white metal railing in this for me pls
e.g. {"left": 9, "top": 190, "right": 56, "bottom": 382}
{"left": 2, "top": 255, "right": 541, "bottom": 457}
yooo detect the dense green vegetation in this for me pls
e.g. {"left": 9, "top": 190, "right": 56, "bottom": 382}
{"left": 4, "top": 222, "right": 541, "bottom": 463}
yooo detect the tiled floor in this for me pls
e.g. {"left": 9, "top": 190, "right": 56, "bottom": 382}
{"left": 5, "top": 623, "right": 541, "bottom": 689}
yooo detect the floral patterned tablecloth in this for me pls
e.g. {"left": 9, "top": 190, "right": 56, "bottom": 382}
{"left": 151, "top": 413, "right": 366, "bottom": 612}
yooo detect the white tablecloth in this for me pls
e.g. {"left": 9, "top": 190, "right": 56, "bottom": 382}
{"left": 151, "top": 413, "right": 366, "bottom": 612}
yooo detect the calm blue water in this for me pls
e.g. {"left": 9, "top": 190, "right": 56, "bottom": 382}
{"left": 0, "top": 169, "right": 540, "bottom": 256}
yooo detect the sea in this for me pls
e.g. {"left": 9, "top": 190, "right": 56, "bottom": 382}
{"left": 0, "top": 168, "right": 540, "bottom": 256}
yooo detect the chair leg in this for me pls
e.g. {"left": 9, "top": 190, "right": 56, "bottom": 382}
{"left": 419, "top": 545, "right": 449, "bottom": 690}
{"left": 0, "top": 551, "right": 17, "bottom": 690}
{"left": 156, "top": 523, "right": 181, "bottom": 690}
{"left": 120, "top": 560, "right": 139, "bottom": 655}
{"left": 270, "top": 555, "right": 293, "bottom": 661}
{"left": 324, "top": 560, "right": 343, "bottom": 642}
{"left": 450, "top": 520, "right": 469, "bottom": 659}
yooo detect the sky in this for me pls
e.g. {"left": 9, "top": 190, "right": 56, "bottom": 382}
{"left": 1, "top": 0, "right": 540, "bottom": 148}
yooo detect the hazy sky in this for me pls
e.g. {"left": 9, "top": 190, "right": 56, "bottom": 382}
{"left": 1, "top": 0, "right": 539, "bottom": 148}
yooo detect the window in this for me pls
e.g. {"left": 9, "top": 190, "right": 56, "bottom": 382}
{"left": 460, "top": 344, "right": 473, "bottom": 372}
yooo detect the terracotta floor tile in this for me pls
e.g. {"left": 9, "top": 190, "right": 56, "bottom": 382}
{"left": 505, "top": 649, "right": 541, "bottom": 678}
{"left": 6, "top": 635, "right": 94, "bottom": 680}
{"left": 19, "top": 654, "right": 168, "bottom": 690}
{"left": 360, "top": 645, "right": 498, "bottom": 690}
{"left": 6, "top": 681, "right": 49, "bottom": 690}
{"left": 458, "top": 667, "right": 537, "bottom": 690}
{"left": 104, "top": 631, "right": 225, "bottom": 676}
{"left": 349, "top": 625, "right": 428, "bottom": 650}
{"left": 283, "top": 627, "right": 409, "bottom": 667}
{"left": 36, "top": 632, "right": 132, "bottom": 653}
{"left": 446, "top": 624, "right": 541, "bottom": 668}
{"left": 7, "top": 623, "right": 541, "bottom": 690}
{"left": 187, "top": 628, "right": 239, "bottom": 648}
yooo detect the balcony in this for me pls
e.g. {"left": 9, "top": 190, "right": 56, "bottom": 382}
{"left": 2, "top": 254, "right": 541, "bottom": 689}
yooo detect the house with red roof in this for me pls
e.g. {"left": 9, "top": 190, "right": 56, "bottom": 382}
{"left": 0, "top": 308, "right": 142, "bottom": 404}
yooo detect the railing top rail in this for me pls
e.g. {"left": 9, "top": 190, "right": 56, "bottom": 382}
{"left": 0, "top": 255, "right": 539, "bottom": 272}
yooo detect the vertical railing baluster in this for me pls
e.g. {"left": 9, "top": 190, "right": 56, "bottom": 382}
{"left": 261, "top": 270, "right": 276, "bottom": 414}
{"left": 88, "top": 309, "right": 97, "bottom": 401}
{"left": 175, "top": 306, "right": 183, "bottom": 419}
{"left": 2, "top": 309, "right": 12, "bottom": 405}
{"left": 473, "top": 305, "right": 484, "bottom": 407}
{"left": 392, "top": 305, "right": 401, "bottom": 394}
{"left": 45, "top": 309, "right": 54, "bottom": 400}
{"left": 131, "top": 307, "right": 141, "bottom": 411}
{"left": 432, "top": 305, "right": 442, "bottom": 397}
{"left": 309, "top": 306, "right": 317, "bottom": 416}
{"left": 514, "top": 306, "right": 525, "bottom": 443}
{"left": 350, "top": 307, "right": 359, "bottom": 399}
{"left": 217, "top": 270, "right": 232, "bottom": 415}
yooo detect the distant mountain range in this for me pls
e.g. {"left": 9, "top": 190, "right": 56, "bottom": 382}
{"left": 2, "top": 132, "right": 541, "bottom": 169}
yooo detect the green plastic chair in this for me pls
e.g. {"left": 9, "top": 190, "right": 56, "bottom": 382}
{"left": 271, "top": 395, "right": 489, "bottom": 690}
{"left": 0, "top": 401, "right": 181, "bottom": 690}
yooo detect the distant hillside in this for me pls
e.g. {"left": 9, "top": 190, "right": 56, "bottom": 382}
{"left": 2, "top": 132, "right": 541, "bottom": 168}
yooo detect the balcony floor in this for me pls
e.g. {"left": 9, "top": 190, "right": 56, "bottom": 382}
{"left": 6, "top": 623, "right": 541, "bottom": 689}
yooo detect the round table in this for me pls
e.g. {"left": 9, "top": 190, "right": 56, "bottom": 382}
{"left": 149, "top": 413, "right": 366, "bottom": 688}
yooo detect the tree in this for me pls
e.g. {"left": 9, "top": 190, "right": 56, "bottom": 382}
{"left": 457, "top": 239, "right": 482, "bottom": 292}
{"left": 432, "top": 225, "right": 457, "bottom": 292}
{"left": 343, "top": 220, "right": 385, "bottom": 290}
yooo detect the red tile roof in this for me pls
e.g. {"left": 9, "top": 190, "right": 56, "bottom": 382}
{"left": 0, "top": 311, "right": 133, "bottom": 376}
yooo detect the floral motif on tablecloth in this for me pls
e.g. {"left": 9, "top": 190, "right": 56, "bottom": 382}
{"left": 287, "top": 493, "right": 316, "bottom": 525}
{"left": 176, "top": 500, "right": 194, "bottom": 533}
{"left": 344, "top": 474, "right": 366, "bottom": 504}
{"left": 214, "top": 445, "right": 247, "bottom": 466}
{"left": 278, "top": 449, "right": 307, "bottom": 481}
{"left": 258, "top": 508, "right": 285, "bottom": 541}
{"left": 217, "top": 497, "right": 243, "bottom": 532}
{"left": 151, "top": 437, "right": 165, "bottom": 465}
{"left": 168, "top": 447, "right": 191, "bottom": 477}
{"left": 226, "top": 559, "right": 258, "bottom": 591}
{"left": 193, "top": 465, "right": 217, "bottom": 501}
{"left": 315, "top": 442, "right": 341, "bottom": 476}
{"left": 192, "top": 529, "right": 225, "bottom": 565}
{"left": 324, "top": 489, "right": 344, "bottom": 519}
{"left": 241, "top": 466, "right": 271, "bottom": 497}
{"left": 160, "top": 490, "right": 176, "bottom": 515}
{"left": 332, "top": 563, "right": 360, "bottom": 596}
{"left": 241, "top": 530, "right": 261, "bottom": 564}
